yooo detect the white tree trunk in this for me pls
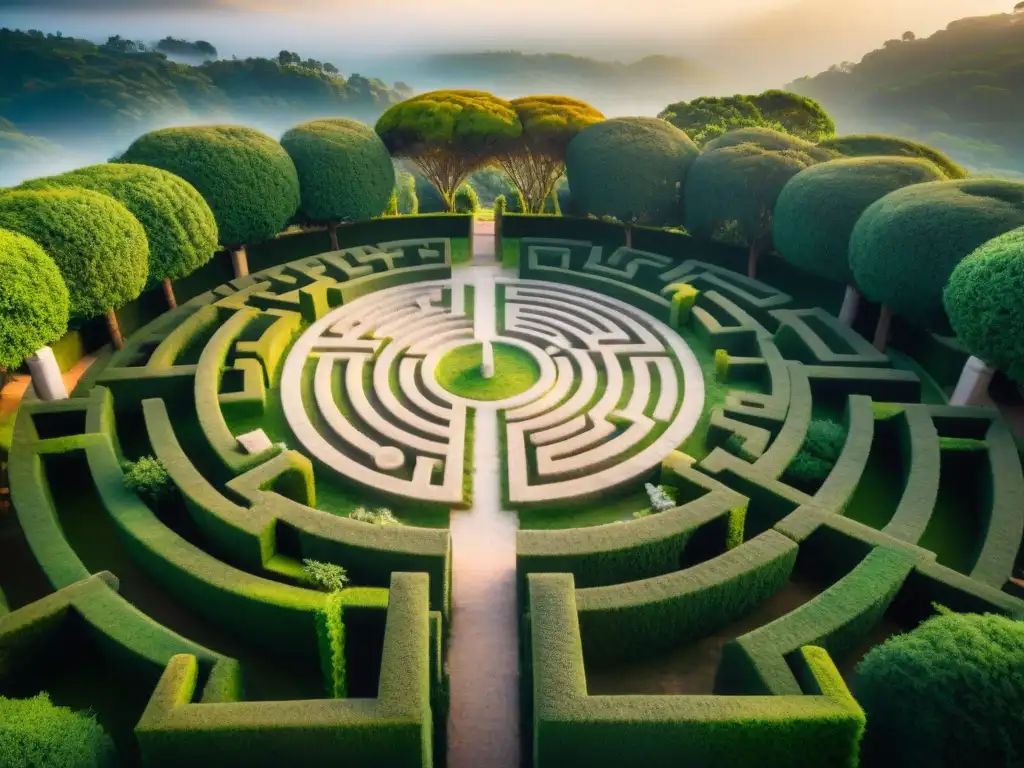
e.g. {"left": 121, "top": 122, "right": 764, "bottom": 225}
{"left": 230, "top": 246, "right": 249, "bottom": 279}
{"left": 480, "top": 341, "right": 495, "bottom": 379}
{"left": 26, "top": 346, "right": 68, "bottom": 401}
{"left": 838, "top": 285, "right": 860, "bottom": 327}
{"left": 950, "top": 356, "right": 996, "bottom": 407}
{"left": 873, "top": 306, "right": 893, "bottom": 352}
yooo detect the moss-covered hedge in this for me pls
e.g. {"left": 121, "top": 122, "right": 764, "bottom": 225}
{"left": 818, "top": 134, "right": 967, "bottom": 180}
{"left": 120, "top": 125, "right": 300, "bottom": 247}
{"left": 0, "top": 693, "right": 117, "bottom": 768}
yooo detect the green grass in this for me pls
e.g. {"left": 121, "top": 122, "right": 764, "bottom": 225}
{"left": 501, "top": 237, "right": 520, "bottom": 269}
{"left": 0, "top": 405, "right": 16, "bottom": 453}
{"left": 449, "top": 237, "right": 471, "bottom": 265}
{"left": 436, "top": 343, "right": 540, "bottom": 402}
{"left": 516, "top": 486, "right": 654, "bottom": 530}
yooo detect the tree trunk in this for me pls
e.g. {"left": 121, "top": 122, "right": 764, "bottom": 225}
{"left": 950, "top": 356, "right": 996, "bottom": 407}
{"left": 162, "top": 277, "right": 177, "bottom": 310}
{"left": 106, "top": 308, "right": 124, "bottom": 350}
{"left": 625, "top": 226, "right": 633, "bottom": 249}
{"left": 25, "top": 346, "right": 68, "bottom": 401}
{"left": 838, "top": 284, "right": 860, "bottom": 327}
{"left": 873, "top": 305, "right": 893, "bottom": 352}
{"left": 328, "top": 221, "right": 339, "bottom": 251}
{"left": 230, "top": 246, "right": 249, "bottom": 279}
{"left": 747, "top": 244, "right": 761, "bottom": 279}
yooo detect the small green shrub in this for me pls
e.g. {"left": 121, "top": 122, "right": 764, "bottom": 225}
{"left": 787, "top": 419, "right": 848, "bottom": 487}
{"left": 122, "top": 455, "right": 172, "bottom": 503}
{"left": 715, "top": 349, "right": 730, "bottom": 382}
{"left": 454, "top": 184, "right": 480, "bottom": 213}
{"left": 494, "top": 194, "right": 507, "bottom": 216}
{"left": 384, "top": 189, "right": 399, "bottom": 216}
{"left": 349, "top": 507, "right": 402, "bottom": 526}
{"left": 854, "top": 611, "right": 1024, "bottom": 768}
{"left": 302, "top": 559, "right": 349, "bottom": 592}
{"left": 0, "top": 693, "right": 117, "bottom": 768}
{"left": 315, "top": 591, "right": 347, "bottom": 698}
{"left": 724, "top": 433, "right": 756, "bottom": 461}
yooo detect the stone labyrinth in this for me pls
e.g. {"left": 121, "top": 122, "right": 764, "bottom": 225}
{"left": 282, "top": 278, "right": 704, "bottom": 506}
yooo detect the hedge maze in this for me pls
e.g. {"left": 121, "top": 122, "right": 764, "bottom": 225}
{"left": 515, "top": 234, "right": 1024, "bottom": 768}
{"left": 2, "top": 221, "right": 1023, "bottom": 767}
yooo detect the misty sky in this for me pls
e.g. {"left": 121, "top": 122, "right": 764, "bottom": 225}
{"left": 1, "top": 0, "right": 1014, "bottom": 84}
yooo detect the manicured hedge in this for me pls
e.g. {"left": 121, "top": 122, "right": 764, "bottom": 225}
{"left": 527, "top": 573, "right": 865, "bottom": 768}
{"left": 281, "top": 119, "right": 396, "bottom": 224}
{"left": 0, "top": 188, "right": 148, "bottom": 319}
{"left": 576, "top": 530, "right": 796, "bottom": 665}
{"left": 849, "top": 179, "right": 1024, "bottom": 332}
{"left": 818, "top": 134, "right": 967, "bottom": 179}
{"left": 135, "top": 573, "right": 434, "bottom": 767}
{"left": 944, "top": 226, "right": 1024, "bottom": 384}
{"left": 0, "top": 693, "right": 116, "bottom": 768}
{"left": 21, "top": 162, "right": 219, "bottom": 286}
{"left": 774, "top": 157, "right": 946, "bottom": 285}
{"left": 120, "top": 125, "right": 300, "bottom": 247}
{"left": 0, "top": 229, "right": 69, "bottom": 370}
{"left": 565, "top": 117, "right": 698, "bottom": 226}
{"left": 704, "top": 127, "right": 834, "bottom": 160}
{"left": 716, "top": 547, "right": 917, "bottom": 696}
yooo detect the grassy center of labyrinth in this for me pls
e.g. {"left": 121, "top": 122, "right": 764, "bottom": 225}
{"left": 436, "top": 342, "right": 541, "bottom": 401}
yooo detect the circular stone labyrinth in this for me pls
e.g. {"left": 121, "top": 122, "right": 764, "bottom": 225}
{"left": 280, "top": 277, "right": 705, "bottom": 507}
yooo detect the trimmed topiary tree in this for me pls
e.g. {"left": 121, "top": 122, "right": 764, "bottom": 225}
{"left": 0, "top": 229, "right": 70, "bottom": 400}
{"left": 280, "top": 118, "right": 396, "bottom": 250}
{"left": 454, "top": 184, "right": 480, "bottom": 214}
{"left": 747, "top": 90, "right": 836, "bottom": 143}
{"left": 20, "top": 163, "right": 219, "bottom": 309}
{"left": 774, "top": 157, "right": 947, "bottom": 325}
{"left": 0, "top": 188, "right": 148, "bottom": 349}
{"left": 494, "top": 95, "right": 604, "bottom": 213}
{"left": 944, "top": 226, "right": 1024, "bottom": 404}
{"left": 119, "top": 125, "right": 300, "bottom": 277}
{"left": 704, "top": 127, "right": 834, "bottom": 160}
{"left": 684, "top": 140, "right": 825, "bottom": 278}
{"left": 565, "top": 117, "right": 699, "bottom": 244}
{"left": 395, "top": 169, "right": 419, "bottom": 215}
{"left": 853, "top": 611, "right": 1024, "bottom": 768}
{"left": 0, "top": 693, "right": 117, "bottom": 767}
{"left": 818, "top": 134, "right": 967, "bottom": 180}
{"left": 375, "top": 90, "right": 522, "bottom": 212}
{"left": 849, "top": 179, "right": 1024, "bottom": 350}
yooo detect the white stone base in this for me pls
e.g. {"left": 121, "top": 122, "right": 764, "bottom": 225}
{"left": 480, "top": 340, "right": 495, "bottom": 379}
{"left": 26, "top": 347, "right": 67, "bottom": 401}
{"left": 237, "top": 429, "right": 273, "bottom": 454}
{"left": 950, "top": 356, "right": 995, "bottom": 407}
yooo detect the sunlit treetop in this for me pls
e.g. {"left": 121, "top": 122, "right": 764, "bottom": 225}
{"left": 510, "top": 95, "right": 604, "bottom": 146}
{"left": 704, "top": 126, "right": 835, "bottom": 161}
{"left": 376, "top": 90, "right": 522, "bottom": 150}
{"left": 818, "top": 134, "right": 968, "bottom": 179}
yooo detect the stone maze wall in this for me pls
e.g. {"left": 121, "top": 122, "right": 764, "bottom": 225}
{"left": 1, "top": 218, "right": 1022, "bottom": 767}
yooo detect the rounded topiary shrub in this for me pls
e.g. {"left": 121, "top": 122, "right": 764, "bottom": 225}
{"left": 20, "top": 163, "right": 219, "bottom": 288}
{"left": 455, "top": 184, "right": 480, "bottom": 213}
{"left": 280, "top": 118, "right": 395, "bottom": 223}
{"left": 0, "top": 693, "right": 117, "bottom": 768}
{"left": 786, "top": 419, "right": 847, "bottom": 488}
{"left": 854, "top": 611, "right": 1024, "bottom": 768}
{"left": 704, "top": 126, "right": 833, "bottom": 161}
{"left": 565, "top": 117, "right": 698, "bottom": 226}
{"left": 119, "top": 125, "right": 300, "bottom": 246}
{"left": 774, "top": 156, "right": 946, "bottom": 285}
{"left": 850, "top": 179, "right": 1024, "bottom": 332}
{"left": 0, "top": 188, "right": 148, "bottom": 319}
{"left": 0, "top": 229, "right": 69, "bottom": 370}
{"left": 818, "top": 134, "right": 967, "bottom": 180}
{"left": 944, "top": 226, "right": 1024, "bottom": 383}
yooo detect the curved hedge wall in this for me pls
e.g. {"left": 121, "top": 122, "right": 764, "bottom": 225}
{"left": 119, "top": 125, "right": 300, "bottom": 247}
{"left": 818, "top": 134, "right": 967, "bottom": 180}
{"left": 850, "top": 179, "right": 1024, "bottom": 331}
{"left": 281, "top": 118, "right": 396, "bottom": 224}
{"left": 944, "top": 226, "right": 1024, "bottom": 383}
{"left": 0, "top": 229, "right": 69, "bottom": 369}
{"left": 21, "top": 162, "right": 219, "bottom": 284}
{"left": 774, "top": 157, "right": 947, "bottom": 285}
{"left": 0, "top": 188, "right": 148, "bottom": 318}
{"left": 565, "top": 117, "right": 698, "bottom": 226}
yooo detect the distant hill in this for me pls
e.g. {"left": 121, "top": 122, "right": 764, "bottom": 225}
{"left": 788, "top": 12, "right": 1024, "bottom": 175}
{"left": 414, "top": 51, "right": 720, "bottom": 115}
{"left": 0, "top": 29, "right": 405, "bottom": 144}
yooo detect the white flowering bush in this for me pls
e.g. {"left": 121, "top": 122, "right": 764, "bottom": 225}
{"left": 645, "top": 483, "right": 676, "bottom": 512}
{"left": 349, "top": 507, "right": 402, "bottom": 526}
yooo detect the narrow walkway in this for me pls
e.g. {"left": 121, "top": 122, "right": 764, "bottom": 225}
{"left": 447, "top": 264, "right": 521, "bottom": 768}
{"left": 0, "top": 353, "right": 97, "bottom": 418}
{"left": 472, "top": 218, "right": 497, "bottom": 265}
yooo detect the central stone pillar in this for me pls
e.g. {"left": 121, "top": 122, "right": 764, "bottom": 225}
{"left": 480, "top": 340, "right": 495, "bottom": 379}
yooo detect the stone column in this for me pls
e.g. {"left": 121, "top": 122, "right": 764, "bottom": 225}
{"left": 950, "top": 356, "right": 995, "bottom": 407}
{"left": 230, "top": 246, "right": 249, "bottom": 278}
{"left": 480, "top": 340, "right": 495, "bottom": 379}
{"left": 26, "top": 346, "right": 68, "bottom": 401}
